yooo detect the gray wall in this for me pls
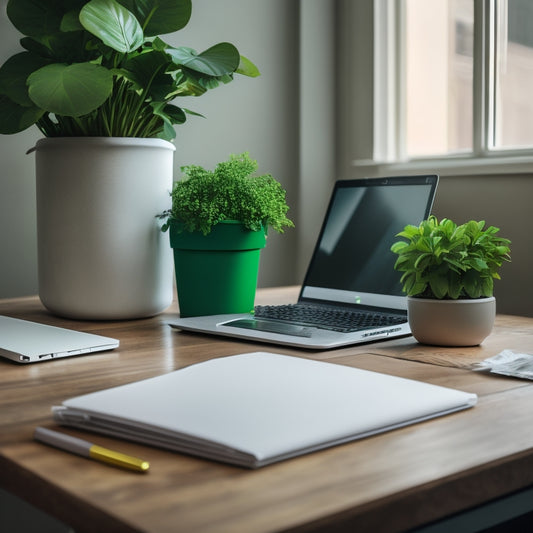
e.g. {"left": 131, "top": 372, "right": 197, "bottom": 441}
{"left": 0, "top": 0, "right": 42, "bottom": 297}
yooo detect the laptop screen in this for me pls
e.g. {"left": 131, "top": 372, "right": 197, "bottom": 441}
{"left": 300, "top": 175, "right": 438, "bottom": 309}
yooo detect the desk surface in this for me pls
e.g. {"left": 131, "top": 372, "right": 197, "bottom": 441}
{"left": 2, "top": 287, "right": 533, "bottom": 532}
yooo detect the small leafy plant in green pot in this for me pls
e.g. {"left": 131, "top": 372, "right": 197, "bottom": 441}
{"left": 390, "top": 215, "right": 511, "bottom": 346}
{"left": 161, "top": 153, "right": 294, "bottom": 317}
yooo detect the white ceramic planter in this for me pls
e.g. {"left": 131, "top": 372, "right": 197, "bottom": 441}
{"left": 35, "top": 137, "right": 175, "bottom": 320}
{"left": 407, "top": 296, "right": 496, "bottom": 346}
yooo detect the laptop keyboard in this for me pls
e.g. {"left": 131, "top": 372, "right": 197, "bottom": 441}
{"left": 253, "top": 304, "right": 406, "bottom": 333}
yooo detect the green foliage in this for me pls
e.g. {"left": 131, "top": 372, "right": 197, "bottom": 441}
{"left": 161, "top": 153, "right": 294, "bottom": 235}
{"left": 0, "top": 0, "right": 260, "bottom": 140}
{"left": 390, "top": 215, "right": 511, "bottom": 299}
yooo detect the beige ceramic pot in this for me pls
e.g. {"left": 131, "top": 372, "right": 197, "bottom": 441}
{"left": 407, "top": 296, "right": 496, "bottom": 346}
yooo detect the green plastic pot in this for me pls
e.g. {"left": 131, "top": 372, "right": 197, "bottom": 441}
{"left": 169, "top": 220, "right": 266, "bottom": 317}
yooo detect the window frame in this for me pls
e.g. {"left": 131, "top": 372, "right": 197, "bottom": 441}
{"left": 357, "top": 0, "right": 533, "bottom": 177}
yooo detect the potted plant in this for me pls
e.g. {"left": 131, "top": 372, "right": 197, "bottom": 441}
{"left": 0, "top": 0, "right": 259, "bottom": 320}
{"left": 160, "top": 152, "right": 293, "bottom": 317}
{"left": 390, "top": 215, "right": 511, "bottom": 346}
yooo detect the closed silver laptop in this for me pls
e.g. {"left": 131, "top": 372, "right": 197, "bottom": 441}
{"left": 0, "top": 316, "right": 119, "bottom": 363}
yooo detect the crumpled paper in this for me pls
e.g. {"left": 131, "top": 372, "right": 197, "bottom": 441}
{"left": 472, "top": 349, "right": 533, "bottom": 380}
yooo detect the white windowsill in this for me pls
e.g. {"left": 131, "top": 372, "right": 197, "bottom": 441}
{"left": 352, "top": 153, "right": 533, "bottom": 177}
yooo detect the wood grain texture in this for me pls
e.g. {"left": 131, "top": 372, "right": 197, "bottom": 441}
{"left": 1, "top": 287, "right": 533, "bottom": 532}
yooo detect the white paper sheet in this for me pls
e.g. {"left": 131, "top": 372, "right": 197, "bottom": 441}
{"left": 53, "top": 352, "right": 477, "bottom": 468}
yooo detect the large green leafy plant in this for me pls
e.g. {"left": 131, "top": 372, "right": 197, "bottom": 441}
{"left": 390, "top": 215, "right": 511, "bottom": 299}
{"left": 0, "top": 0, "right": 259, "bottom": 140}
{"left": 161, "top": 152, "right": 294, "bottom": 235}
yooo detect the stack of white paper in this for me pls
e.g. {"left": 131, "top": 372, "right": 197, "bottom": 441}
{"left": 53, "top": 352, "right": 477, "bottom": 468}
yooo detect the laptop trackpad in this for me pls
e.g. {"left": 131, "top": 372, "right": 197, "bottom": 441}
{"left": 223, "top": 318, "right": 314, "bottom": 338}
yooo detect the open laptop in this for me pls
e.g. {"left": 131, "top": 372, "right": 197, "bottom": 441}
{"left": 170, "top": 175, "right": 439, "bottom": 349}
{"left": 0, "top": 316, "right": 119, "bottom": 363}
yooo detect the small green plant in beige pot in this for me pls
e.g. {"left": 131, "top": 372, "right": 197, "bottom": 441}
{"left": 390, "top": 215, "right": 511, "bottom": 346}
{"left": 161, "top": 153, "right": 294, "bottom": 317}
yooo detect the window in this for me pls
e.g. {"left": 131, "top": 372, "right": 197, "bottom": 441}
{"left": 373, "top": 0, "right": 533, "bottom": 171}
{"left": 495, "top": 0, "right": 533, "bottom": 149}
{"left": 405, "top": 0, "right": 474, "bottom": 157}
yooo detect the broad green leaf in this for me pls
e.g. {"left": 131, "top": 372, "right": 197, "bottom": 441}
{"left": 28, "top": 63, "right": 113, "bottom": 116}
{"left": 463, "top": 269, "right": 481, "bottom": 298}
{"left": 443, "top": 258, "right": 466, "bottom": 273}
{"left": 447, "top": 239, "right": 466, "bottom": 251}
{"left": 118, "top": 0, "right": 192, "bottom": 36}
{"left": 196, "top": 43, "right": 240, "bottom": 75}
{"left": 159, "top": 103, "right": 186, "bottom": 124}
{"left": 481, "top": 277, "right": 493, "bottom": 297}
{"left": 412, "top": 282, "right": 428, "bottom": 296}
{"left": 471, "top": 258, "right": 488, "bottom": 271}
{"left": 451, "top": 225, "right": 465, "bottom": 240}
{"left": 200, "top": 74, "right": 230, "bottom": 90}
{"left": 237, "top": 56, "right": 261, "bottom": 78}
{"left": 415, "top": 237, "right": 432, "bottom": 253}
{"left": 7, "top": 0, "right": 64, "bottom": 38}
{"left": 403, "top": 274, "right": 426, "bottom": 296}
{"left": 393, "top": 256, "right": 411, "bottom": 270}
{"left": 167, "top": 43, "right": 240, "bottom": 77}
{"left": 47, "top": 30, "right": 97, "bottom": 63}
{"left": 448, "top": 275, "right": 463, "bottom": 299}
{"left": 123, "top": 51, "right": 173, "bottom": 97}
{"left": 465, "top": 285, "right": 481, "bottom": 299}
{"left": 413, "top": 253, "right": 431, "bottom": 269}
{"left": 60, "top": 10, "right": 85, "bottom": 32}
{"left": 390, "top": 241, "right": 408, "bottom": 254}
{"left": 20, "top": 37, "right": 52, "bottom": 58}
{"left": 158, "top": 119, "right": 176, "bottom": 141}
{"left": 441, "top": 218, "right": 456, "bottom": 234}
{"left": 496, "top": 245, "right": 510, "bottom": 256}
{"left": 0, "top": 94, "right": 43, "bottom": 134}
{"left": 0, "top": 52, "right": 50, "bottom": 106}
{"left": 151, "top": 37, "right": 167, "bottom": 52}
{"left": 149, "top": 102, "right": 182, "bottom": 140}
{"left": 80, "top": 0, "right": 144, "bottom": 53}
{"left": 429, "top": 276, "right": 448, "bottom": 299}
{"left": 173, "top": 75, "right": 208, "bottom": 97}
{"left": 183, "top": 107, "right": 205, "bottom": 118}
{"left": 397, "top": 225, "right": 418, "bottom": 239}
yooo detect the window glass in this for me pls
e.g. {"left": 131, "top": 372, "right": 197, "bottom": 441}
{"left": 494, "top": 0, "right": 533, "bottom": 149}
{"left": 405, "top": 0, "right": 474, "bottom": 157}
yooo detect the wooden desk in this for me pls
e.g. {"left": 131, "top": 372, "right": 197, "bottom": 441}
{"left": 2, "top": 287, "right": 533, "bottom": 532}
